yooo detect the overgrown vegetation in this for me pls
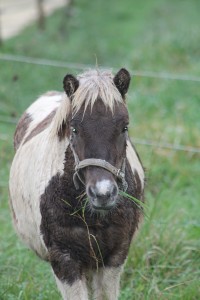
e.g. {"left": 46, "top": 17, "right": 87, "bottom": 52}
{"left": 0, "top": 0, "right": 199, "bottom": 299}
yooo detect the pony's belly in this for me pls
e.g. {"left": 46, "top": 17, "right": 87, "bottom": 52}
{"left": 9, "top": 190, "right": 48, "bottom": 259}
{"left": 9, "top": 149, "right": 48, "bottom": 260}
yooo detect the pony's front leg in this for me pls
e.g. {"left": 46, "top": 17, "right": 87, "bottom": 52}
{"left": 102, "top": 266, "right": 123, "bottom": 300}
{"left": 92, "top": 269, "right": 104, "bottom": 300}
{"left": 54, "top": 274, "right": 89, "bottom": 300}
{"left": 92, "top": 266, "right": 123, "bottom": 300}
{"left": 50, "top": 248, "right": 89, "bottom": 300}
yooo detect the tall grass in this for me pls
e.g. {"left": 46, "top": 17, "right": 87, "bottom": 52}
{"left": 0, "top": 0, "right": 199, "bottom": 299}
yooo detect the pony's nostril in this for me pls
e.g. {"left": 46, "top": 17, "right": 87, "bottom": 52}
{"left": 103, "top": 185, "right": 117, "bottom": 198}
{"left": 87, "top": 185, "right": 96, "bottom": 199}
{"left": 111, "top": 184, "right": 118, "bottom": 197}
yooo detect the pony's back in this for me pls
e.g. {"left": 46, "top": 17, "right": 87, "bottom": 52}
{"left": 14, "top": 91, "right": 62, "bottom": 151}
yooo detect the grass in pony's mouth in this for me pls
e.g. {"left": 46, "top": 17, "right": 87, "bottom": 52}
{"left": 119, "top": 190, "right": 149, "bottom": 218}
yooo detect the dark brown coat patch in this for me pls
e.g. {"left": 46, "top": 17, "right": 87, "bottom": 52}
{"left": 23, "top": 110, "right": 56, "bottom": 145}
{"left": 40, "top": 147, "right": 143, "bottom": 284}
{"left": 14, "top": 112, "right": 32, "bottom": 151}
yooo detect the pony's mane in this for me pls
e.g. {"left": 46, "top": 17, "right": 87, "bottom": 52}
{"left": 51, "top": 69, "right": 124, "bottom": 137}
{"left": 73, "top": 69, "right": 123, "bottom": 115}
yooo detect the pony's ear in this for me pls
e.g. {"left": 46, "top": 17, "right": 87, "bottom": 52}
{"left": 113, "top": 68, "right": 131, "bottom": 97}
{"left": 63, "top": 74, "right": 79, "bottom": 98}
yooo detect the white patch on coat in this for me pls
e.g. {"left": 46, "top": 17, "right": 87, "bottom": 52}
{"left": 18, "top": 93, "right": 63, "bottom": 147}
{"left": 27, "top": 92, "right": 62, "bottom": 124}
{"left": 126, "top": 139, "right": 145, "bottom": 188}
{"left": 9, "top": 93, "right": 69, "bottom": 259}
{"left": 96, "top": 179, "right": 112, "bottom": 195}
{"left": 9, "top": 130, "right": 69, "bottom": 258}
{"left": 55, "top": 275, "right": 89, "bottom": 300}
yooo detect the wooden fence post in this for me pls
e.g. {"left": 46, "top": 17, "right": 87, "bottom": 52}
{"left": 0, "top": 8, "right": 2, "bottom": 46}
{"left": 36, "top": 0, "right": 45, "bottom": 30}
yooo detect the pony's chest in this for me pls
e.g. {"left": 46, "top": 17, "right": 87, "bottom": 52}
{"left": 40, "top": 171, "right": 137, "bottom": 268}
{"left": 61, "top": 220, "right": 130, "bottom": 268}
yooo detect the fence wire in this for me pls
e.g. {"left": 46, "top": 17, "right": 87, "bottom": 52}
{"left": 1, "top": 53, "right": 200, "bottom": 82}
{"left": 0, "top": 53, "right": 199, "bottom": 154}
{"left": 1, "top": 134, "right": 199, "bottom": 153}
{"left": 133, "top": 138, "right": 200, "bottom": 154}
{"left": 0, "top": 124, "right": 199, "bottom": 154}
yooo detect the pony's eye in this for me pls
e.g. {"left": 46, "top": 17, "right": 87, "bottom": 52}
{"left": 122, "top": 126, "right": 128, "bottom": 133}
{"left": 71, "top": 127, "right": 78, "bottom": 134}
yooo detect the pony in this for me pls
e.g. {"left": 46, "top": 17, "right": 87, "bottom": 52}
{"left": 9, "top": 68, "right": 145, "bottom": 300}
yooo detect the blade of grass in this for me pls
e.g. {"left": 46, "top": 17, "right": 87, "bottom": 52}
{"left": 90, "top": 234, "right": 105, "bottom": 269}
{"left": 60, "top": 198, "right": 72, "bottom": 207}
{"left": 119, "top": 190, "right": 149, "bottom": 218}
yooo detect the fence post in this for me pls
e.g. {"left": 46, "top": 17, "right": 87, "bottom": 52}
{"left": 60, "top": 0, "right": 74, "bottom": 35}
{"left": 36, "top": 0, "right": 45, "bottom": 30}
{"left": 0, "top": 8, "right": 2, "bottom": 46}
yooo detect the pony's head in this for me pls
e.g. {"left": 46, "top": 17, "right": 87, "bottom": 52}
{"left": 63, "top": 69, "right": 131, "bottom": 212}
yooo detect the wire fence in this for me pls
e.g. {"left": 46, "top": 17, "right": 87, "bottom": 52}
{"left": 0, "top": 131, "right": 199, "bottom": 154}
{"left": 1, "top": 0, "right": 199, "bottom": 154}
{"left": 1, "top": 53, "right": 200, "bottom": 82}
{"left": 133, "top": 138, "right": 200, "bottom": 154}
{"left": 0, "top": 119, "right": 199, "bottom": 154}
{"left": 0, "top": 53, "right": 199, "bottom": 154}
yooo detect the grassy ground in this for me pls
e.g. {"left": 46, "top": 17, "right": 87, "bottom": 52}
{"left": 0, "top": 0, "right": 200, "bottom": 299}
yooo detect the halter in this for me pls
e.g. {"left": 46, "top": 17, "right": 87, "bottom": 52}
{"left": 72, "top": 148, "right": 128, "bottom": 192}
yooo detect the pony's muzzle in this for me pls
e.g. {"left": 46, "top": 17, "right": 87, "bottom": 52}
{"left": 87, "top": 180, "right": 118, "bottom": 210}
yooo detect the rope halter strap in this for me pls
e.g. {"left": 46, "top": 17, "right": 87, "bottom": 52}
{"left": 73, "top": 158, "right": 128, "bottom": 191}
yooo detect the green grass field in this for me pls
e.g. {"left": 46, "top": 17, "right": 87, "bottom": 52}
{"left": 0, "top": 0, "right": 199, "bottom": 299}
